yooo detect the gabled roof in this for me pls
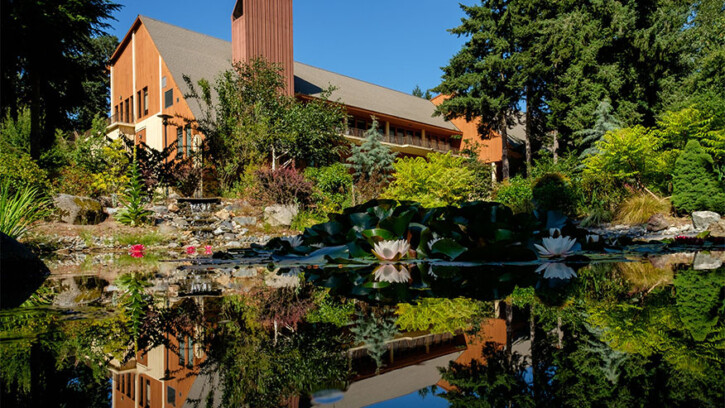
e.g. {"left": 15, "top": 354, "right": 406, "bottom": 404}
{"left": 121, "top": 16, "right": 458, "bottom": 132}
{"left": 294, "top": 63, "right": 459, "bottom": 132}
{"left": 140, "top": 16, "right": 232, "bottom": 121}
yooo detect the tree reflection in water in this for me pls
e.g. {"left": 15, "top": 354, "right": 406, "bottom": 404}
{"left": 0, "top": 259, "right": 723, "bottom": 407}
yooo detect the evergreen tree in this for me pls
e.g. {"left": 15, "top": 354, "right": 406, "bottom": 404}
{"left": 346, "top": 117, "right": 396, "bottom": 181}
{"left": 412, "top": 85, "right": 424, "bottom": 98}
{"left": 575, "top": 99, "right": 622, "bottom": 159}
{"left": 671, "top": 140, "right": 725, "bottom": 213}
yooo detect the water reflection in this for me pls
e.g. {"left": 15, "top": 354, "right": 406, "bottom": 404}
{"left": 0, "top": 251, "right": 723, "bottom": 407}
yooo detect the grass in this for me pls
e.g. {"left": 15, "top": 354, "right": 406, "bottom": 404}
{"left": 114, "top": 230, "right": 168, "bottom": 247}
{"left": 615, "top": 194, "right": 671, "bottom": 225}
{"left": 0, "top": 181, "right": 51, "bottom": 239}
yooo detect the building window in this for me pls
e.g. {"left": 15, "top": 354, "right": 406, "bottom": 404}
{"left": 124, "top": 98, "right": 130, "bottom": 122}
{"left": 178, "top": 336, "right": 185, "bottom": 366}
{"left": 167, "top": 385, "right": 176, "bottom": 406}
{"left": 185, "top": 127, "right": 192, "bottom": 157}
{"left": 114, "top": 105, "right": 119, "bottom": 122}
{"left": 186, "top": 336, "right": 193, "bottom": 368}
{"left": 164, "top": 89, "right": 173, "bottom": 108}
{"left": 126, "top": 373, "right": 132, "bottom": 397}
{"left": 176, "top": 128, "right": 183, "bottom": 157}
{"left": 137, "top": 90, "right": 142, "bottom": 118}
{"left": 145, "top": 380, "right": 151, "bottom": 407}
{"left": 129, "top": 96, "right": 134, "bottom": 121}
{"left": 162, "top": 76, "right": 167, "bottom": 88}
{"left": 138, "top": 377, "right": 144, "bottom": 406}
{"left": 143, "top": 87, "right": 149, "bottom": 115}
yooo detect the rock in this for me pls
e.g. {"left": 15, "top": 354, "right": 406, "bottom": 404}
{"left": 693, "top": 252, "right": 723, "bottom": 270}
{"left": 1, "top": 232, "right": 50, "bottom": 308}
{"left": 151, "top": 205, "right": 168, "bottom": 215}
{"left": 226, "top": 241, "right": 242, "bottom": 247}
{"left": 692, "top": 211, "right": 721, "bottom": 230}
{"left": 646, "top": 214, "right": 671, "bottom": 232}
{"left": 219, "top": 221, "right": 233, "bottom": 231}
{"left": 223, "top": 233, "right": 236, "bottom": 241}
{"left": 233, "top": 216, "right": 257, "bottom": 226}
{"left": 233, "top": 267, "right": 258, "bottom": 278}
{"left": 213, "top": 227, "right": 224, "bottom": 236}
{"left": 214, "top": 208, "right": 231, "bottom": 221}
{"left": 173, "top": 217, "right": 189, "bottom": 228}
{"left": 168, "top": 203, "right": 180, "bottom": 213}
{"left": 238, "top": 228, "right": 248, "bottom": 237}
{"left": 104, "top": 207, "right": 119, "bottom": 216}
{"left": 158, "top": 222, "right": 177, "bottom": 235}
{"left": 708, "top": 219, "right": 725, "bottom": 238}
{"left": 263, "top": 204, "right": 298, "bottom": 227}
{"left": 53, "top": 194, "right": 106, "bottom": 225}
{"left": 97, "top": 196, "right": 114, "bottom": 208}
{"left": 167, "top": 242, "right": 180, "bottom": 248}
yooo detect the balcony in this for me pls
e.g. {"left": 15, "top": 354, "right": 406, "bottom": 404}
{"left": 105, "top": 113, "right": 135, "bottom": 138}
{"left": 344, "top": 127, "right": 459, "bottom": 155}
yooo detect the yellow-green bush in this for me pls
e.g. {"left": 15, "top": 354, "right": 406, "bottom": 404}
{"left": 615, "top": 194, "right": 671, "bottom": 224}
{"left": 494, "top": 176, "right": 534, "bottom": 214}
{"left": 382, "top": 152, "right": 477, "bottom": 207}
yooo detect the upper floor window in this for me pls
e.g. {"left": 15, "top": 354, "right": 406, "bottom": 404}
{"left": 164, "top": 89, "right": 173, "bottom": 108}
{"left": 143, "top": 87, "right": 149, "bottom": 115}
{"left": 176, "top": 128, "right": 183, "bottom": 157}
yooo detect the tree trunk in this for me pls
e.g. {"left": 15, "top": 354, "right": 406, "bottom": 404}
{"left": 524, "top": 87, "right": 533, "bottom": 177}
{"left": 501, "top": 114, "right": 510, "bottom": 180}
{"left": 552, "top": 130, "right": 559, "bottom": 164}
{"left": 271, "top": 145, "right": 277, "bottom": 171}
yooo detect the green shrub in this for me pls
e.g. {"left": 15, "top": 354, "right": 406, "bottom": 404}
{"left": 0, "top": 150, "right": 49, "bottom": 194}
{"left": 672, "top": 140, "right": 725, "bottom": 213}
{"left": 382, "top": 152, "right": 477, "bottom": 207}
{"left": 615, "top": 194, "right": 671, "bottom": 225}
{"left": 255, "top": 167, "right": 314, "bottom": 206}
{"left": 395, "top": 297, "right": 483, "bottom": 335}
{"left": 532, "top": 173, "right": 578, "bottom": 215}
{"left": 116, "top": 155, "right": 153, "bottom": 227}
{"left": 290, "top": 210, "right": 327, "bottom": 232}
{"left": 304, "top": 163, "right": 352, "bottom": 212}
{"left": 494, "top": 176, "right": 534, "bottom": 214}
{"left": 51, "top": 165, "right": 95, "bottom": 197}
{"left": 0, "top": 180, "right": 51, "bottom": 239}
{"left": 306, "top": 292, "right": 355, "bottom": 327}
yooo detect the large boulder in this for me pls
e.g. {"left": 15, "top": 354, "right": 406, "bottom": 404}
{"left": 1, "top": 232, "right": 50, "bottom": 308}
{"left": 53, "top": 194, "right": 106, "bottom": 225}
{"left": 646, "top": 213, "right": 671, "bottom": 232}
{"left": 692, "top": 211, "right": 721, "bottom": 230}
{"left": 709, "top": 219, "right": 725, "bottom": 238}
{"left": 263, "top": 204, "right": 298, "bottom": 227}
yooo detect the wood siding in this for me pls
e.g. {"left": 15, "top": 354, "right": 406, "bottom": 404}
{"left": 232, "top": 0, "right": 294, "bottom": 95}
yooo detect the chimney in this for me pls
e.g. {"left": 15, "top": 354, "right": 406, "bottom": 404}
{"left": 231, "top": 0, "right": 294, "bottom": 95}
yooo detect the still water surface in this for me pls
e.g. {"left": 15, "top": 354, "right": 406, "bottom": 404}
{"left": 1, "top": 250, "right": 723, "bottom": 407}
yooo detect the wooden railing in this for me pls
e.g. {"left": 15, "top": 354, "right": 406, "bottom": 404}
{"left": 345, "top": 127, "right": 458, "bottom": 153}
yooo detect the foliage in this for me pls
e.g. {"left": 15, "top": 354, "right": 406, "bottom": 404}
{"left": 114, "top": 231, "right": 168, "bottom": 247}
{"left": 494, "top": 176, "right": 534, "bottom": 214}
{"left": 575, "top": 99, "right": 622, "bottom": 159}
{"left": 460, "top": 142, "right": 494, "bottom": 200}
{"left": 583, "top": 126, "right": 669, "bottom": 192}
{"left": 674, "top": 268, "right": 724, "bottom": 342}
{"left": 1, "top": 0, "right": 120, "bottom": 158}
{"left": 382, "top": 153, "right": 478, "bottom": 208}
{"left": 656, "top": 107, "right": 725, "bottom": 160}
{"left": 89, "top": 137, "right": 130, "bottom": 198}
{"left": 0, "top": 106, "right": 31, "bottom": 154}
{"left": 255, "top": 167, "right": 314, "bottom": 206}
{"left": 184, "top": 58, "right": 346, "bottom": 192}
{"left": 0, "top": 180, "right": 51, "bottom": 239}
{"left": 51, "top": 164, "right": 95, "bottom": 197}
{"left": 350, "top": 312, "right": 399, "bottom": 374}
{"left": 346, "top": 117, "right": 396, "bottom": 181}
{"left": 115, "top": 154, "right": 153, "bottom": 226}
{"left": 0, "top": 150, "right": 49, "bottom": 194}
{"left": 672, "top": 140, "right": 725, "bottom": 213}
{"left": 115, "top": 272, "right": 152, "bottom": 353}
{"left": 290, "top": 210, "right": 327, "bottom": 232}
{"left": 532, "top": 173, "right": 578, "bottom": 215}
{"left": 304, "top": 162, "right": 352, "bottom": 212}
{"left": 614, "top": 194, "right": 671, "bottom": 225}
{"left": 171, "top": 160, "right": 202, "bottom": 198}
{"left": 395, "top": 297, "right": 483, "bottom": 335}
{"left": 305, "top": 291, "right": 355, "bottom": 328}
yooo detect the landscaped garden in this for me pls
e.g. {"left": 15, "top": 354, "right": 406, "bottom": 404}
{"left": 1, "top": 0, "right": 724, "bottom": 407}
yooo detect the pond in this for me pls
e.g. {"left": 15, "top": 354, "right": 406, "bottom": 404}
{"left": 2, "top": 201, "right": 724, "bottom": 407}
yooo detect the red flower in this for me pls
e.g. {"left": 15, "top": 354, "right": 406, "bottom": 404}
{"left": 186, "top": 246, "right": 196, "bottom": 255}
{"left": 204, "top": 245, "right": 212, "bottom": 255}
{"left": 129, "top": 244, "right": 145, "bottom": 258}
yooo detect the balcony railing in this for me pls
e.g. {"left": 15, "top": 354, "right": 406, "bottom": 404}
{"left": 344, "top": 127, "right": 459, "bottom": 153}
{"left": 106, "top": 113, "right": 133, "bottom": 126}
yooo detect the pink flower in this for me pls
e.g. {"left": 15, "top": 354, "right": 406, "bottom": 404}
{"left": 204, "top": 245, "right": 212, "bottom": 255}
{"left": 129, "top": 244, "right": 145, "bottom": 258}
{"left": 186, "top": 246, "right": 196, "bottom": 255}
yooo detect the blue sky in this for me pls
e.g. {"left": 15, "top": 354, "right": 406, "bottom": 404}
{"left": 107, "top": 0, "right": 472, "bottom": 96}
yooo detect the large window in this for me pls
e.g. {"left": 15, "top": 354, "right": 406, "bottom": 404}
{"left": 176, "top": 128, "right": 183, "bottom": 157}
{"left": 143, "top": 87, "right": 149, "bottom": 115}
{"left": 164, "top": 89, "right": 174, "bottom": 108}
{"left": 167, "top": 385, "right": 176, "bottom": 406}
{"left": 185, "top": 127, "right": 192, "bottom": 157}
{"left": 178, "top": 336, "right": 185, "bottom": 366}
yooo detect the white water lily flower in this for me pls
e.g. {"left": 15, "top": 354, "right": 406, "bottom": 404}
{"left": 372, "top": 239, "right": 410, "bottom": 262}
{"left": 549, "top": 228, "right": 561, "bottom": 237}
{"left": 281, "top": 235, "right": 303, "bottom": 247}
{"left": 374, "top": 264, "right": 411, "bottom": 283}
{"left": 536, "top": 262, "right": 577, "bottom": 280}
{"left": 534, "top": 236, "right": 580, "bottom": 258}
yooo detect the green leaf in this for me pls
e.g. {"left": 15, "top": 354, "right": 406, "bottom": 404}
{"left": 379, "top": 209, "right": 416, "bottom": 236}
{"left": 430, "top": 238, "right": 467, "bottom": 260}
{"left": 361, "top": 228, "right": 397, "bottom": 241}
